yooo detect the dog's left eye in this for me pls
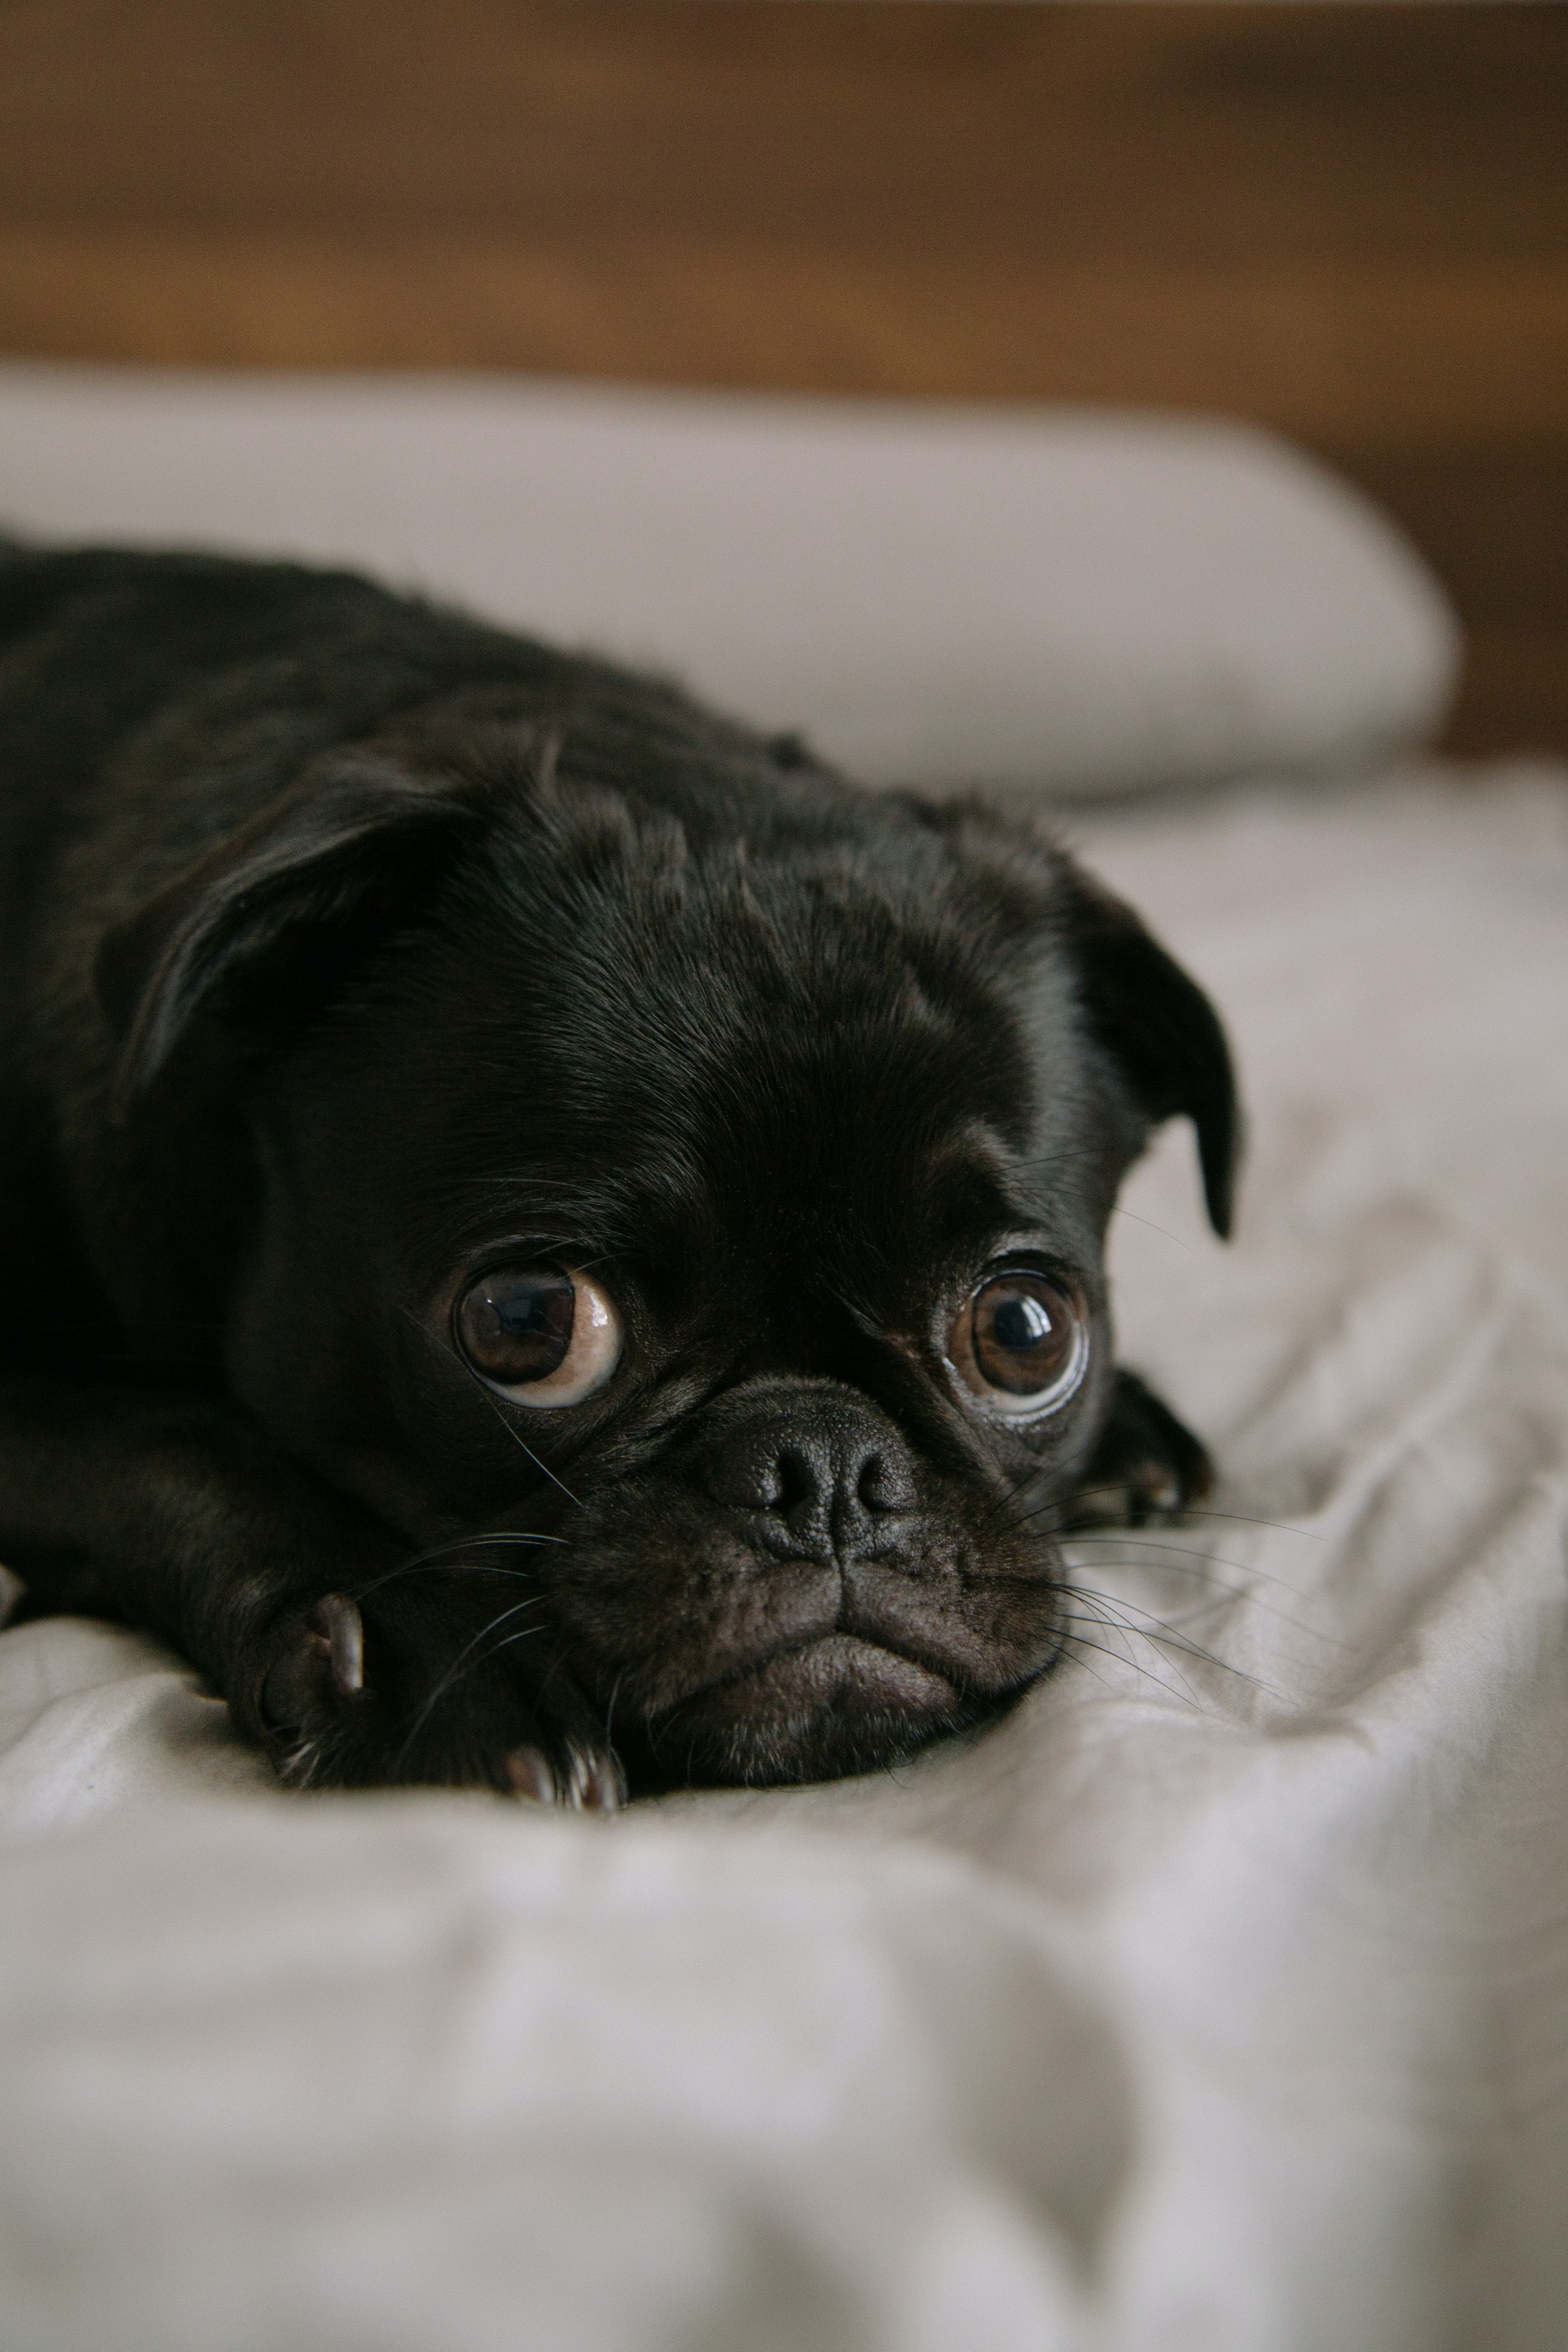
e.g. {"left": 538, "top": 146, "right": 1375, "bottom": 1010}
{"left": 454, "top": 1266, "right": 622, "bottom": 1407}
{"left": 947, "top": 1271, "right": 1088, "bottom": 1421}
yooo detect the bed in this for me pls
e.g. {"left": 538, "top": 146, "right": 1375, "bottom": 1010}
{"left": 1, "top": 371, "right": 1564, "bottom": 2352}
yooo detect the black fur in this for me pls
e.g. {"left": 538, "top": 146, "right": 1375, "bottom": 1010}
{"left": 0, "top": 544, "right": 1239, "bottom": 1803}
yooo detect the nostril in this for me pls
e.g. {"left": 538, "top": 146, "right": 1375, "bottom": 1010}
{"left": 700, "top": 1410, "right": 916, "bottom": 1559}
{"left": 856, "top": 1449, "right": 916, "bottom": 1515}
{"left": 704, "top": 1435, "right": 823, "bottom": 1517}
{"left": 771, "top": 1446, "right": 817, "bottom": 1518}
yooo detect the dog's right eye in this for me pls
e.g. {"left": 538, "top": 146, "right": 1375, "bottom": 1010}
{"left": 454, "top": 1266, "right": 622, "bottom": 1407}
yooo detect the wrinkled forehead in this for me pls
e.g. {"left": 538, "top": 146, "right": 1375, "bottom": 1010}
{"left": 411, "top": 839, "right": 1100, "bottom": 1295}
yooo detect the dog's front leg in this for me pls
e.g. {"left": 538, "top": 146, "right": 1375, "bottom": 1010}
{"left": 1065, "top": 1367, "right": 1216, "bottom": 1528}
{"left": 0, "top": 1378, "right": 623, "bottom": 1805}
{"left": 0, "top": 1374, "right": 398, "bottom": 1739}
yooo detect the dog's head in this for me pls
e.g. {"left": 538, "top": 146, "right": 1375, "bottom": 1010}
{"left": 97, "top": 702, "right": 1237, "bottom": 1787}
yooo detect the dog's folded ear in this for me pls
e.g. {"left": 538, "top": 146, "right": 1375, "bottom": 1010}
{"left": 909, "top": 799, "right": 1241, "bottom": 1238}
{"left": 95, "top": 750, "right": 499, "bottom": 1121}
{"left": 1058, "top": 864, "right": 1241, "bottom": 1239}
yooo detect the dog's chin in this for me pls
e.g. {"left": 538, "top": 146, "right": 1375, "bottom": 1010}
{"left": 638, "top": 1634, "right": 1001, "bottom": 1789}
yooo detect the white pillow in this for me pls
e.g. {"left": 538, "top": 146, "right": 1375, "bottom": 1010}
{"left": 0, "top": 363, "right": 1458, "bottom": 797}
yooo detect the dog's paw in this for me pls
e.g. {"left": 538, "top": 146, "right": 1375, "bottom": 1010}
{"left": 256, "top": 1580, "right": 625, "bottom": 1811}
{"left": 501, "top": 1742, "right": 624, "bottom": 1810}
{"left": 1065, "top": 1366, "right": 1215, "bottom": 1530}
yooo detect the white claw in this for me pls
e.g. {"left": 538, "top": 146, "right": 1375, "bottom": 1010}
{"left": 307, "top": 1593, "right": 365, "bottom": 1696}
{"left": 504, "top": 1746, "right": 557, "bottom": 1805}
{"left": 579, "top": 1751, "right": 626, "bottom": 1817}
{"left": 505, "top": 1745, "right": 622, "bottom": 1814}
{"left": 562, "top": 1746, "right": 625, "bottom": 1815}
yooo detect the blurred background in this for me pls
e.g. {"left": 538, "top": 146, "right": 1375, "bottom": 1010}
{"left": 0, "top": 0, "right": 1563, "bottom": 760}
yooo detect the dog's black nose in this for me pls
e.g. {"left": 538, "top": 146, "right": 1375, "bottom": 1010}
{"left": 701, "top": 1393, "right": 918, "bottom": 1565}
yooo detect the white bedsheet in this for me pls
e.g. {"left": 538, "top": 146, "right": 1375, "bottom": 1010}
{"left": 2, "top": 764, "right": 1565, "bottom": 2352}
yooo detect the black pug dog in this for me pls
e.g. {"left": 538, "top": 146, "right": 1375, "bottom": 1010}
{"left": 0, "top": 543, "right": 1237, "bottom": 1809}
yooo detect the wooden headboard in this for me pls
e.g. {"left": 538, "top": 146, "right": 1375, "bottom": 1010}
{"left": 2, "top": 1, "right": 1562, "bottom": 758}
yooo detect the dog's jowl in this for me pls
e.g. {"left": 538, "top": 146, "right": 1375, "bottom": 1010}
{"left": 0, "top": 545, "right": 1238, "bottom": 1804}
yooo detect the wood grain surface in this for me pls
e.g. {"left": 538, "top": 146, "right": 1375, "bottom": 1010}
{"left": 2, "top": 1, "right": 1564, "bottom": 756}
